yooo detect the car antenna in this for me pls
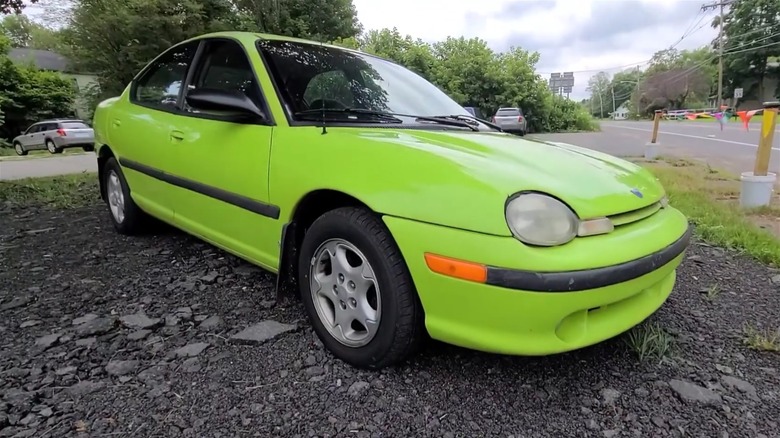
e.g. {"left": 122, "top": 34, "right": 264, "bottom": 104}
{"left": 318, "top": 31, "right": 327, "bottom": 135}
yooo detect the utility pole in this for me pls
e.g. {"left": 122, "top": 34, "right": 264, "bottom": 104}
{"left": 701, "top": 0, "right": 734, "bottom": 109}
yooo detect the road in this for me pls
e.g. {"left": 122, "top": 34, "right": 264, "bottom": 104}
{"left": 1, "top": 119, "right": 778, "bottom": 181}
{"left": 0, "top": 152, "right": 97, "bottom": 180}
{"left": 537, "top": 119, "right": 780, "bottom": 180}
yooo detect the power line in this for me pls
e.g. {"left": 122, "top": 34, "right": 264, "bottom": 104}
{"left": 669, "top": 7, "right": 711, "bottom": 50}
{"left": 660, "top": 32, "right": 780, "bottom": 84}
{"left": 539, "top": 7, "right": 715, "bottom": 76}
{"left": 633, "top": 38, "right": 780, "bottom": 102}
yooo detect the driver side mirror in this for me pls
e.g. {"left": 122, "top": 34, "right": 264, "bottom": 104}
{"left": 185, "top": 88, "right": 265, "bottom": 122}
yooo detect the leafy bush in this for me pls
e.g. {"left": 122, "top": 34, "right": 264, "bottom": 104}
{"left": 0, "top": 34, "right": 77, "bottom": 141}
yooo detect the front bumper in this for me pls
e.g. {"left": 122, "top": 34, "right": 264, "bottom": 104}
{"left": 383, "top": 206, "right": 691, "bottom": 356}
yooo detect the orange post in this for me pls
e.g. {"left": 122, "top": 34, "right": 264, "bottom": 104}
{"left": 651, "top": 110, "right": 662, "bottom": 143}
{"left": 753, "top": 101, "right": 780, "bottom": 176}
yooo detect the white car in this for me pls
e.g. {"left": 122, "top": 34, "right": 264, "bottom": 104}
{"left": 12, "top": 119, "right": 95, "bottom": 156}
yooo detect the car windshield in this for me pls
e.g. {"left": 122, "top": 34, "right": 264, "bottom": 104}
{"left": 256, "top": 39, "right": 479, "bottom": 127}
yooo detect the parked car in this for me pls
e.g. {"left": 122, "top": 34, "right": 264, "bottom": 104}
{"left": 491, "top": 107, "right": 528, "bottom": 135}
{"left": 92, "top": 31, "right": 691, "bottom": 370}
{"left": 12, "top": 119, "right": 95, "bottom": 156}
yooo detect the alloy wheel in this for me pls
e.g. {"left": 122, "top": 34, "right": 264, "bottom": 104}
{"left": 107, "top": 169, "right": 126, "bottom": 224}
{"left": 309, "top": 238, "right": 382, "bottom": 347}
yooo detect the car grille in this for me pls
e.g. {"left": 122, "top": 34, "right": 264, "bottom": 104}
{"left": 607, "top": 201, "right": 663, "bottom": 227}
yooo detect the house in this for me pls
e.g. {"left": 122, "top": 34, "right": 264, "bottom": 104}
{"left": 717, "top": 58, "right": 780, "bottom": 111}
{"left": 610, "top": 102, "right": 630, "bottom": 120}
{"left": 8, "top": 48, "right": 99, "bottom": 120}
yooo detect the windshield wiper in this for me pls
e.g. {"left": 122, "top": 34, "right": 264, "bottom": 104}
{"left": 294, "top": 108, "right": 480, "bottom": 131}
{"left": 430, "top": 114, "right": 503, "bottom": 132}
{"left": 412, "top": 115, "right": 479, "bottom": 131}
{"left": 294, "top": 108, "right": 403, "bottom": 123}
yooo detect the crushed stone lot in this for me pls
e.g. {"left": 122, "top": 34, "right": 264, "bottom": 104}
{"left": 1, "top": 199, "right": 779, "bottom": 438}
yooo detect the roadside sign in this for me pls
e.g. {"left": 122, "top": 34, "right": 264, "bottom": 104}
{"left": 734, "top": 88, "right": 743, "bottom": 99}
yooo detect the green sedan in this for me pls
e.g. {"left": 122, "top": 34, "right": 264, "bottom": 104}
{"left": 92, "top": 31, "right": 692, "bottom": 369}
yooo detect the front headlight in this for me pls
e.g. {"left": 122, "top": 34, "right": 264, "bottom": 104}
{"left": 505, "top": 192, "right": 579, "bottom": 246}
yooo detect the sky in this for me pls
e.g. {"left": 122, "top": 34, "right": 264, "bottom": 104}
{"left": 352, "top": 0, "right": 720, "bottom": 100}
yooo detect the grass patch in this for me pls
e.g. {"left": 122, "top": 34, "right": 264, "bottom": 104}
{"left": 701, "top": 283, "right": 722, "bottom": 300}
{"left": 0, "top": 146, "right": 88, "bottom": 159}
{"left": 742, "top": 325, "right": 780, "bottom": 353}
{"left": 0, "top": 172, "right": 98, "bottom": 209}
{"left": 625, "top": 320, "right": 675, "bottom": 363}
{"left": 636, "top": 156, "right": 780, "bottom": 266}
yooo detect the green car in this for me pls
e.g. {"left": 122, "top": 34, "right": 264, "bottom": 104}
{"left": 93, "top": 31, "right": 691, "bottom": 369}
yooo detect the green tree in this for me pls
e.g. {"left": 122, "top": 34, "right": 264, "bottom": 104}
{"left": 360, "top": 28, "right": 435, "bottom": 78}
{"left": 586, "top": 71, "right": 611, "bottom": 118}
{"left": 0, "top": 14, "right": 66, "bottom": 51}
{"left": 1, "top": 0, "right": 36, "bottom": 15}
{"left": 717, "top": 0, "right": 780, "bottom": 101}
{"left": 0, "top": 34, "right": 76, "bottom": 141}
{"left": 610, "top": 68, "right": 644, "bottom": 113}
{"left": 429, "top": 36, "right": 505, "bottom": 114}
{"left": 232, "top": 0, "right": 361, "bottom": 42}
{"left": 63, "top": 0, "right": 242, "bottom": 98}
{"left": 494, "top": 47, "right": 551, "bottom": 130}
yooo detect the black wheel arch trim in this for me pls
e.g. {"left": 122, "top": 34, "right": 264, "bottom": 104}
{"left": 118, "top": 157, "right": 280, "bottom": 220}
{"left": 485, "top": 224, "right": 693, "bottom": 292}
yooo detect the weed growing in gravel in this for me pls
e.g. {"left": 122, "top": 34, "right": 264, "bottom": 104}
{"left": 0, "top": 172, "right": 98, "bottom": 209}
{"left": 625, "top": 321, "right": 675, "bottom": 363}
{"left": 742, "top": 325, "right": 780, "bottom": 353}
{"left": 703, "top": 283, "right": 721, "bottom": 300}
{"left": 637, "top": 157, "right": 780, "bottom": 267}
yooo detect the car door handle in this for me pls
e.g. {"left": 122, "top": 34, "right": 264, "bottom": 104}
{"left": 112, "top": 119, "right": 121, "bottom": 128}
{"left": 169, "top": 130, "right": 185, "bottom": 141}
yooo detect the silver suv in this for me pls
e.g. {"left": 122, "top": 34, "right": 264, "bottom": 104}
{"left": 12, "top": 119, "right": 95, "bottom": 156}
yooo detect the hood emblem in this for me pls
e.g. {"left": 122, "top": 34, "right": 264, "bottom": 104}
{"left": 630, "top": 188, "right": 643, "bottom": 198}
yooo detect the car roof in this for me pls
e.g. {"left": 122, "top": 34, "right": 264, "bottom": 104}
{"left": 183, "top": 31, "right": 364, "bottom": 55}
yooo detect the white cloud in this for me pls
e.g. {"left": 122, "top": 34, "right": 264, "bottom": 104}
{"left": 353, "top": 0, "right": 720, "bottom": 100}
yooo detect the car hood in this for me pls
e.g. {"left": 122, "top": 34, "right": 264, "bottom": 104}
{"left": 279, "top": 127, "right": 666, "bottom": 237}
{"left": 388, "top": 129, "right": 661, "bottom": 210}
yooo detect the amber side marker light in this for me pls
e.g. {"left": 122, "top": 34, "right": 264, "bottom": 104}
{"left": 424, "top": 253, "right": 487, "bottom": 283}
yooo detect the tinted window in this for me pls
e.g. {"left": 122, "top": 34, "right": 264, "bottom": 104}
{"left": 61, "top": 122, "right": 90, "bottom": 129}
{"left": 133, "top": 41, "right": 198, "bottom": 109}
{"left": 257, "top": 39, "right": 473, "bottom": 126}
{"left": 24, "top": 125, "right": 41, "bottom": 134}
{"left": 185, "top": 39, "right": 263, "bottom": 112}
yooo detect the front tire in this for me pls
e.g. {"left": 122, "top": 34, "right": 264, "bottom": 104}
{"left": 13, "top": 142, "right": 27, "bottom": 156}
{"left": 298, "top": 207, "right": 425, "bottom": 369}
{"left": 102, "top": 157, "right": 148, "bottom": 235}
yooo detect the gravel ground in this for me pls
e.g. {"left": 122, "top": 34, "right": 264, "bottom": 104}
{"left": 1, "top": 198, "right": 779, "bottom": 438}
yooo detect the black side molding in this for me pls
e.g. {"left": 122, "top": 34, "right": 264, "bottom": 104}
{"left": 119, "top": 157, "right": 280, "bottom": 220}
{"left": 485, "top": 224, "right": 692, "bottom": 292}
